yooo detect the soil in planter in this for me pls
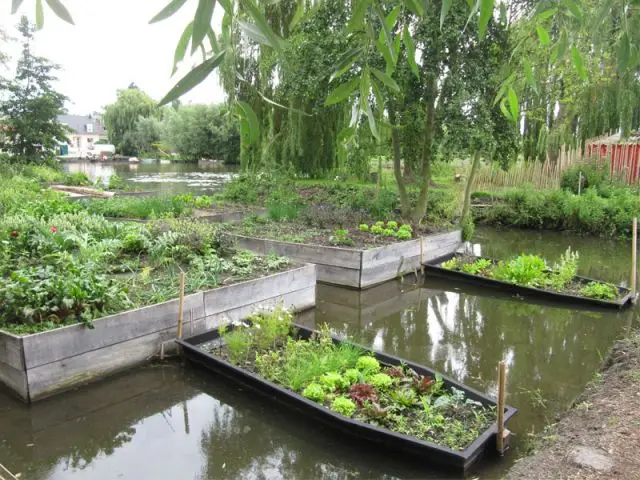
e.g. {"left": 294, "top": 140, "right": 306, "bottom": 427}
{"left": 227, "top": 216, "right": 448, "bottom": 249}
{"left": 442, "top": 249, "right": 623, "bottom": 301}
{"left": 202, "top": 307, "right": 496, "bottom": 451}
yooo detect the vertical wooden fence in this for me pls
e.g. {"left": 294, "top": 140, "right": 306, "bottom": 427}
{"left": 473, "top": 142, "right": 640, "bottom": 191}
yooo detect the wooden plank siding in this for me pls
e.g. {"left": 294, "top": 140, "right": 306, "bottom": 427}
{"left": 0, "top": 264, "right": 317, "bottom": 403}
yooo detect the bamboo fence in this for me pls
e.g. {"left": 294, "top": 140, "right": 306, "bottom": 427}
{"left": 473, "top": 145, "right": 584, "bottom": 191}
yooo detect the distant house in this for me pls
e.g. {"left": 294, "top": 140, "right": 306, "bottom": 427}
{"left": 57, "top": 113, "right": 108, "bottom": 152}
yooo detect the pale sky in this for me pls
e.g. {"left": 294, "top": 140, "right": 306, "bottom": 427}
{"left": 0, "top": 0, "right": 226, "bottom": 114}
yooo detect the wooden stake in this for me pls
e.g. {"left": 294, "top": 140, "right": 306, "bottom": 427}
{"left": 496, "top": 360, "right": 507, "bottom": 455}
{"left": 177, "top": 270, "right": 185, "bottom": 341}
{"left": 632, "top": 218, "right": 637, "bottom": 301}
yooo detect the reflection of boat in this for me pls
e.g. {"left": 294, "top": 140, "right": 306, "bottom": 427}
{"left": 178, "top": 324, "right": 517, "bottom": 472}
{"left": 424, "top": 253, "right": 633, "bottom": 309}
{"left": 129, "top": 157, "right": 140, "bottom": 163}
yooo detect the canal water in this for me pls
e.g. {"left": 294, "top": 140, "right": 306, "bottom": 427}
{"left": 0, "top": 225, "right": 636, "bottom": 475}
{"left": 61, "top": 159, "right": 239, "bottom": 195}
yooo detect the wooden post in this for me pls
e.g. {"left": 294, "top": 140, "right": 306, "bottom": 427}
{"left": 578, "top": 171, "right": 582, "bottom": 195}
{"left": 632, "top": 218, "right": 637, "bottom": 302}
{"left": 496, "top": 360, "right": 508, "bottom": 455}
{"left": 177, "top": 270, "right": 185, "bottom": 341}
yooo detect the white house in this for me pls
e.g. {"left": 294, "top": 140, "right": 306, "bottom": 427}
{"left": 58, "top": 113, "right": 108, "bottom": 152}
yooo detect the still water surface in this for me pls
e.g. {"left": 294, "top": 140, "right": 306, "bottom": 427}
{"left": 61, "top": 159, "right": 238, "bottom": 195}
{"left": 0, "top": 228, "right": 636, "bottom": 478}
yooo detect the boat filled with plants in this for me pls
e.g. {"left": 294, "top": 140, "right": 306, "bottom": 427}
{"left": 424, "top": 249, "right": 633, "bottom": 308}
{"left": 177, "top": 306, "right": 517, "bottom": 471}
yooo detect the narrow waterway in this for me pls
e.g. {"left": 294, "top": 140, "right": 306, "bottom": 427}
{"left": 0, "top": 228, "right": 635, "bottom": 479}
{"left": 61, "top": 159, "right": 239, "bottom": 195}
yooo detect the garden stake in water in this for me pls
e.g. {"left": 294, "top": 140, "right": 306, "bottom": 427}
{"left": 632, "top": 217, "right": 637, "bottom": 302}
{"left": 496, "top": 360, "right": 510, "bottom": 455}
{"left": 177, "top": 270, "right": 185, "bottom": 351}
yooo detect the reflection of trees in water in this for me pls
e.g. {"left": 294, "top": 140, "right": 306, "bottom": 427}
{"left": 64, "top": 427, "right": 137, "bottom": 469}
{"left": 197, "top": 394, "right": 394, "bottom": 480}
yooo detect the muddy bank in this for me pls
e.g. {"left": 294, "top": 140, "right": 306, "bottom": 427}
{"left": 504, "top": 327, "right": 640, "bottom": 480}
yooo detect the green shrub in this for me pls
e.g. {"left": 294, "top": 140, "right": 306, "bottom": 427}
{"left": 331, "top": 396, "right": 357, "bottom": 416}
{"left": 371, "top": 225, "right": 384, "bottom": 235}
{"left": 461, "top": 215, "right": 475, "bottom": 241}
{"left": 561, "top": 158, "right": 609, "bottom": 194}
{"left": 329, "top": 229, "right": 354, "bottom": 246}
{"left": 302, "top": 383, "right": 326, "bottom": 402}
{"left": 63, "top": 172, "right": 92, "bottom": 187}
{"left": 382, "top": 228, "right": 395, "bottom": 237}
{"left": 386, "top": 221, "right": 398, "bottom": 230}
{"left": 461, "top": 258, "right": 492, "bottom": 275}
{"left": 108, "top": 174, "right": 127, "bottom": 191}
{"left": 221, "top": 326, "right": 253, "bottom": 364}
{"left": 359, "top": 224, "right": 369, "bottom": 232}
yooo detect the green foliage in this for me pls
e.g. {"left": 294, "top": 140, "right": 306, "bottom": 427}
{"left": 481, "top": 187, "right": 640, "bottom": 238}
{"left": 371, "top": 225, "right": 384, "bottom": 235}
{"left": 62, "top": 172, "right": 91, "bottom": 187}
{"left": 356, "top": 356, "right": 380, "bottom": 375}
{"left": 266, "top": 188, "right": 302, "bottom": 221}
{"left": 331, "top": 396, "right": 357, "bottom": 416}
{"left": 221, "top": 326, "right": 253, "bottom": 364}
{"left": 461, "top": 215, "right": 475, "bottom": 241}
{"left": 580, "top": 282, "right": 618, "bottom": 300}
{"left": 161, "top": 104, "right": 240, "bottom": 163}
{"left": 343, "top": 368, "right": 361, "bottom": 385}
{"left": 382, "top": 228, "right": 395, "bottom": 237}
{"left": 329, "top": 228, "right": 354, "bottom": 246}
{"left": 441, "top": 257, "right": 460, "bottom": 270}
{"left": 461, "top": 258, "right": 492, "bottom": 275}
{"left": 386, "top": 221, "right": 398, "bottom": 230}
{"left": 547, "top": 248, "right": 579, "bottom": 291}
{"left": 359, "top": 224, "right": 369, "bottom": 232}
{"left": 493, "top": 254, "right": 547, "bottom": 287}
{"left": 104, "top": 86, "right": 158, "bottom": 155}
{"left": 82, "top": 195, "right": 193, "bottom": 219}
{"left": 319, "top": 371, "right": 348, "bottom": 392}
{"left": 561, "top": 159, "right": 610, "bottom": 194}
{"left": 302, "top": 383, "right": 326, "bottom": 402}
{"left": 108, "top": 174, "right": 127, "bottom": 191}
{"left": 366, "top": 373, "right": 394, "bottom": 389}
{"left": 395, "top": 229, "right": 411, "bottom": 240}
{"left": 0, "top": 17, "right": 67, "bottom": 163}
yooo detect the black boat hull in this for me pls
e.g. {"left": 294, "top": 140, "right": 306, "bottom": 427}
{"left": 177, "top": 324, "right": 517, "bottom": 472}
{"left": 424, "top": 254, "right": 633, "bottom": 309}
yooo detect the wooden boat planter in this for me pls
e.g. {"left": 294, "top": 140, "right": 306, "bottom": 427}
{"left": 424, "top": 253, "right": 633, "bottom": 309}
{"left": 177, "top": 323, "right": 517, "bottom": 472}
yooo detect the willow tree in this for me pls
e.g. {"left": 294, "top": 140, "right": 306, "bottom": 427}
{"left": 103, "top": 87, "right": 158, "bottom": 154}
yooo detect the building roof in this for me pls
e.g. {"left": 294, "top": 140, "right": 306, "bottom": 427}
{"left": 58, "top": 114, "right": 107, "bottom": 137}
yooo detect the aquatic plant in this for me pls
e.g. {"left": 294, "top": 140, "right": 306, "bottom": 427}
{"left": 331, "top": 396, "right": 357, "bottom": 417}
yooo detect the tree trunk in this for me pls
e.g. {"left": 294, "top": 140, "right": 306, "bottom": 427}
{"left": 388, "top": 104, "right": 410, "bottom": 215}
{"left": 412, "top": 83, "right": 437, "bottom": 224}
{"left": 460, "top": 150, "right": 481, "bottom": 223}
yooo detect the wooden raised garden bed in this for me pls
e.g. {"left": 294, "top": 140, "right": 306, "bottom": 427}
{"left": 228, "top": 230, "right": 462, "bottom": 289}
{"left": 0, "top": 264, "right": 316, "bottom": 403}
{"left": 177, "top": 323, "right": 517, "bottom": 472}
{"left": 424, "top": 253, "right": 633, "bottom": 309}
